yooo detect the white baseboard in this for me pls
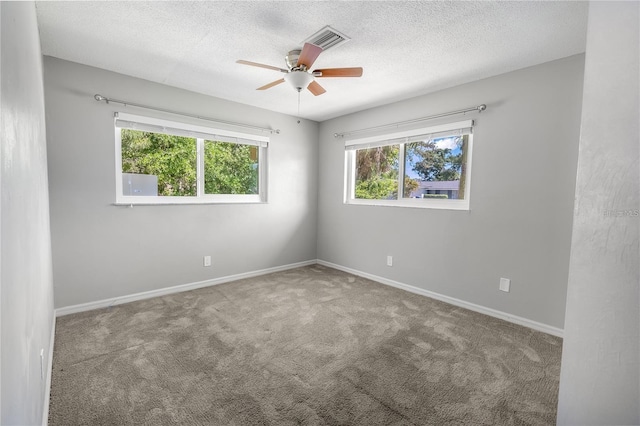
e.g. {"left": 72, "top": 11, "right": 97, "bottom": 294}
{"left": 54, "top": 258, "right": 563, "bottom": 338}
{"left": 55, "top": 260, "right": 317, "bottom": 317}
{"left": 317, "top": 260, "right": 564, "bottom": 338}
{"left": 42, "top": 311, "right": 56, "bottom": 426}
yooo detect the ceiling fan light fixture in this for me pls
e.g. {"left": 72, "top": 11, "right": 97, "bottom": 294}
{"left": 284, "top": 71, "right": 314, "bottom": 92}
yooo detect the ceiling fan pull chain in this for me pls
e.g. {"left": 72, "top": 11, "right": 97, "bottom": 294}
{"left": 297, "top": 90, "right": 301, "bottom": 116}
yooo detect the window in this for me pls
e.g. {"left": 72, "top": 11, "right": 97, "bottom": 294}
{"left": 115, "top": 113, "right": 268, "bottom": 204}
{"left": 344, "top": 120, "right": 473, "bottom": 210}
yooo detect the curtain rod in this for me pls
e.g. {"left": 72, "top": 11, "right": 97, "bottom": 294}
{"left": 333, "top": 104, "right": 486, "bottom": 138}
{"left": 93, "top": 94, "right": 280, "bottom": 135}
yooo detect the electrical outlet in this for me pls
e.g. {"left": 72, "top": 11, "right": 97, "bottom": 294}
{"left": 499, "top": 278, "right": 511, "bottom": 292}
{"left": 203, "top": 256, "right": 212, "bottom": 267}
{"left": 386, "top": 255, "right": 393, "bottom": 267}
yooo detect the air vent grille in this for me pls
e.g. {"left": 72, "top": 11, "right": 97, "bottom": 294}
{"left": 302, "top": 26, "right": 351, "bottom": 52}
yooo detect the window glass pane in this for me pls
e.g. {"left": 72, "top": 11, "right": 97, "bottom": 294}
{"left": 403, "top": 134, "right": 468, "bottom": 200}
{"left": 204, "top": 141, "right": 259, "bottom": 195}
{"left": 121, "top": 129, "right": 197, "bottom": 196}
{"left": 354, "top": 145, "right": 400, "bottom": 200}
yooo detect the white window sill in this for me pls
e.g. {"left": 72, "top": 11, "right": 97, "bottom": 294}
{"left": 114, "top": 195, "right": 265, "bottom": 206}
{"left": 113, "top": 202, "right": 267, "bottom": 206}
{"left": 345, "top": 198, "right": 470, "bottom": 210}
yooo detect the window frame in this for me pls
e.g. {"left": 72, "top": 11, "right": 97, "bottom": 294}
{"left": 114, "top": 112, "right": 269, "bottom": 205}
{"left": 343, "top": 120, "right": 473, "bottom": 210}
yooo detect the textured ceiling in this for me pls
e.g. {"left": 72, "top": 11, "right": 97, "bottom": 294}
{"left": 35, "top": 1, "right": 588, "bottom": 122}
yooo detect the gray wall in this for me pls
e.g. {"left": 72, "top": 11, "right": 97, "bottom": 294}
{"left": 1, "top": 2, "right": 56, "bottom": 425}
{"left": 557, "top": 2, "right": 640, "bottom": 424}
{"left": 44, "top": 57, "right": 319, "bottom": 309}
{"left": 317, "top": 55, "right": 584, "bottom": 330}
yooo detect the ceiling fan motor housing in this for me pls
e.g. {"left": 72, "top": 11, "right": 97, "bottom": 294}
{"left": 285, "top": 49, "right": 301, "bottom": 70}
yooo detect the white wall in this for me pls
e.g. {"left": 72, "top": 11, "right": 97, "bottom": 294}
{"left": 557, "top": 2, "right": 640, "bottom": 424}
{"left": 317, "top": 55, "right": 585, "bottom": 330}
{"left": 44, "top": 57, "right": 319, "bottom": 309}
{"left": 1, "top": 2, "right": 56, "bottom": 425}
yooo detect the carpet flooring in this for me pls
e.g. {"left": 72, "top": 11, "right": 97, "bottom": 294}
{"left": 49, "top": 264, "right": 562, "bottom": 425}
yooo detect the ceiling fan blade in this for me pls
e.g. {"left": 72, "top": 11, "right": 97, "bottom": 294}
{"left": 257, "top": 79, "right": 285, "bottom": 90}
{"left": 297, "top": 43, "right": 323, "bottom": 69}
{"left": 237, "top": 60, "right": 288, "bottom": 73}
{"left": 307, "top": 80, "right": 326, "bottom": 96}
{"left": 315, "top": 67, "right": 363, "bottom": 78}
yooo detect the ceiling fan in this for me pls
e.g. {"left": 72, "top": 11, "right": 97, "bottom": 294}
{"left": 237, "top": 43, "right": 363, "bottom": 96}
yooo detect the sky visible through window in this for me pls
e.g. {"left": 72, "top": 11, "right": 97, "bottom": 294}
{"left": 405, "top": 136, "right": 462, "bottom": 179}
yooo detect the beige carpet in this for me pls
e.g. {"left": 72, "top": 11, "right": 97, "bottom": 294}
{"left": 49, "top": 264, "right": 562, "bottom": 425}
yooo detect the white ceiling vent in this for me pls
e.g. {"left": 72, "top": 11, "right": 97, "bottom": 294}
{"left": 302, "top": 25, "right": 351, "bottom": 52}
